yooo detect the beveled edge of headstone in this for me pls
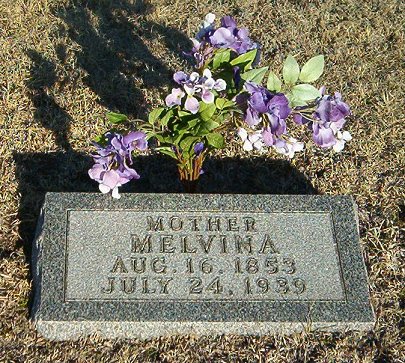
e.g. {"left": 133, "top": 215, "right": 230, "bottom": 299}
{"left": 34, "top": 321, "right": 375, "bottom": 341}
{"left": 31, "top": 192, "right": 376, "bottom": 340}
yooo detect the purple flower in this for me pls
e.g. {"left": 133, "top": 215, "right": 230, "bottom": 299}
{"left": 188, "top": 14, "right": 259, "bottom": 68}
{"left": 243, "top": 82, "right": 291, "bottom": 137}
{"left": 189, "top": 39, "right": 215, "bottom": 69}
{"left": 124, "top": 131, "right": 148, "bottom": 152}
{"left": 315, "top": 92, "right": 350, "bottom": 127}
{"left": 195, "top": 13, "right": 216, "bottom": 41}
{"left": 88, "top": 131, "right": 147, "bottom": 198}
{"left": 261, "top": 127, "right": 275, "bottom": 146}
{"left": 220, "top": 15, "right": 237, "bottom": 29}
{"left": 184, "top": 89, "right": 200, "bottom": 114}
{"left": 173, "top": 71, "right": 189, "bottom": 85}
{"left": 293, "top": 91, "right": 351, "bottom": 149}
{"left": 199, "top": 68, "right": 226, "bottom": 104}
{"left": 209, "top": 16, "right": 258, "bottom": 55}
{"left": 194, "top": 142, "right": 205, "bottom": 155}
{"left": 312, "top": 123, "right": 336, "bottom": 148}
{"left": 210, "top": 28, "right": 235, "bottom": 48}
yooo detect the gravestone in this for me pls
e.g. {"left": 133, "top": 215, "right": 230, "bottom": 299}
{"left": 32, "top": 193, "right": 375, "bottom": 340}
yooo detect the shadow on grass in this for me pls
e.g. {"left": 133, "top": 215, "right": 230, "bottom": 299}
{"left": 26, "top": 50, "right": 73, "bottom": 151}
{"left": 55, "top": 0, "right": 192, "bottom": 117}
{"left": 26, "top": 0, "right": 192, "bottom": 150}
{"left": 14, "top": 152, "right": 318, "bottom": 258}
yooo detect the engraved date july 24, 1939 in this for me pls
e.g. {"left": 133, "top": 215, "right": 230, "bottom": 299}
{"left": 100, "top": 255, "right": 307, "bottom": 297}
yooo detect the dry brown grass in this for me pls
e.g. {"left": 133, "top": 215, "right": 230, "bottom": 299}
{"left": 0, "top": 0, "right": 404, "bottom": 361}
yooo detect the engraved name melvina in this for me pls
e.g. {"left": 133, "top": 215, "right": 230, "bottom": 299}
{"left": 101, "top": 215, "right": 307, "bottom": 298}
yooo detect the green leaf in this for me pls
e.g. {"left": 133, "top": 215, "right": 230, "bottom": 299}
{"left": 194, "top": 120, "right": 220, "bottom": 136}
{"left": 155, "top": 147, "right": 177, "bottom": 159}
{"left": 291, "top": 84, "right": 321, "bottom": 101}
{"left": 230, "top": 49, "right": 257, "bottom": 71}
{"left": 148, "top": 107, "right": 165, "bottom": 124}
{"left": 177, "top": 111, "right": 195, "bottom": 125}
{"left": 187, "top": 118, "right": 199, "bottom": 128}
{"left": 160, "top": 109, "right": 174, "bottom": 126}
{"left": 106, "top": 112, "right": 128, "bottom": 124}
{"left": 286, "top": 93, "right": 308, "bottom": 108}
{"left": 299, "top": 55, "right": 324, "bottom": 83}
{"left": 206, "top": 133, "right": 225, "bottom": 149}
{"left": 266, "top": 71, "right": 282, "bottom": 92}
{"left": 212, "top": 49, "right": 231, "bottom": 69}
{"left": 173, "top": 130, "right": 188, "bottom": 145}
{"left": 240, "top": 66, "right": 269, "bottom": 84}
{"left": 180, "top": 136, "right": 199, "bottom": 152}
{"left": 215, "top": 97, "right": 235, "bottom": 110}
{"left": 204, "top": 120, "right": 220, "bottom": 131}
{"left": 282, "top": 55, "right": 300, "bottom": 85}
{"left": 178, "top": 110, "right": 191, "bottom": 118}
{"left": 94, "top": 133, "right": 108, "bottom": 146}
{"left": 199, "top": 101, "right": 216, "bottom": 121}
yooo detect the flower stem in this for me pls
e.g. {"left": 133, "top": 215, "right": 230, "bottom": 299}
{"left": 176, "top": 151, "right": 206, "bottom": 193}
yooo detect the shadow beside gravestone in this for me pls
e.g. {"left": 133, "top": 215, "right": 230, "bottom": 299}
{"left": 14, "top": 152, "right": 318, "bottom": 259}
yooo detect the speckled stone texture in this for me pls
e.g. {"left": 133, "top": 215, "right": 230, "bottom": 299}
{"left": 31, "top": 193, "right": 375, "bottom": 340}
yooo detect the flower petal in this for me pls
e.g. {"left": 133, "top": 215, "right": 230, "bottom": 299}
{"left": 194, "top": 142, "right": 204, "bottom": 155}
{"left": 220, "top": 16, "right": 237, "bottom": 30}
{"left": 203, "top": 68, "right": 212, "bottom": 79}
{"left": 237, "top": 128, "right": 248, "bottom": 141}
{"left": 342, "top": 130, "right": 352, "bottom": 141}
{"left": 88, "top": 164, "right": 105, "bottom": 182}
{"left": 123, "top": 131, "right": 146, "bottom": 145}
{"left": 313, "top": 125, "right": 336, "bottom": 148}
{"left": 333, "top": 139, "right": 345, "bottom": 152}
{"left": 201, "top": 90, "right": 215, "bottom": 104}
{"left": 173, "top": 71, "right": 188, "bottom": 84}
{"left": 261, "top": 128, "right": 275, "bottom": 146}
{"left": 184, "top": 84, "right": 195, "bottom": 96}
{"left": 205, "top": 13, "right": 216, "bottom": 25}
{"left": 102, "top": 170, "right": 121, "bottom": 189}
{"left": 210, "top": 27, "right": 234, "bottom": 47}
{"left": 165, "top": 88, "right": 184, "bottom": 106}
{"left": 245, "top": 108, "right": 261, "bottom": 126}
{"left": 190, "top": 72, "right": 200, "bottom": 82}
{"left": 99, "top": 184, "right": 110, "bottom": 194}
{"left": 185, "top": 96, "right": 200, "bottom": 114}
{"left": 214, "top": 79, "right": 227, "bottom": 91}
{"left": 243, "top": 139, "right": 253, "bottom": 151}
{"left": 111, "top": 187, "right": 121, "bottom": 199}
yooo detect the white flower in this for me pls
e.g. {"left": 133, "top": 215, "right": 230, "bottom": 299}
{"left": 274, "top": 137, "right": 304, "bottom": 158}
{"left": 333, "top": 130, "right": 352, "bottom": 152}
{"left": 204, "top": 13, "right": 216, "bottom": 27}
{"left": 201, "top": 68, "right": 226, "bottom": 91}
{"left": 99, "top": 185, "right": 121, "bottom": 199}
{"left": 196, "top": 13, "right": 216, "bottom": 41}
{"left": 238, "top": 128, "right": 264, "bottom": 152}
{"left": 197, "top": 69, "right": 227, "bottom": 104}
{"left": 189, "top": 72, "right": 200, "bottom": 82}
{"left": 214, "top": 78, "right": 227, "bottom": 91}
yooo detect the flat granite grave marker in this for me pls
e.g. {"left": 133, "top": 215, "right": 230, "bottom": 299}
{"left": 32, "top": 193, "right": 375, "bottom": 340}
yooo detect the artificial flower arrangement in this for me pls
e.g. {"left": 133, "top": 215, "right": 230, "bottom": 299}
{"left": 88, "top": 13, "right": 352, "bottom": 198}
